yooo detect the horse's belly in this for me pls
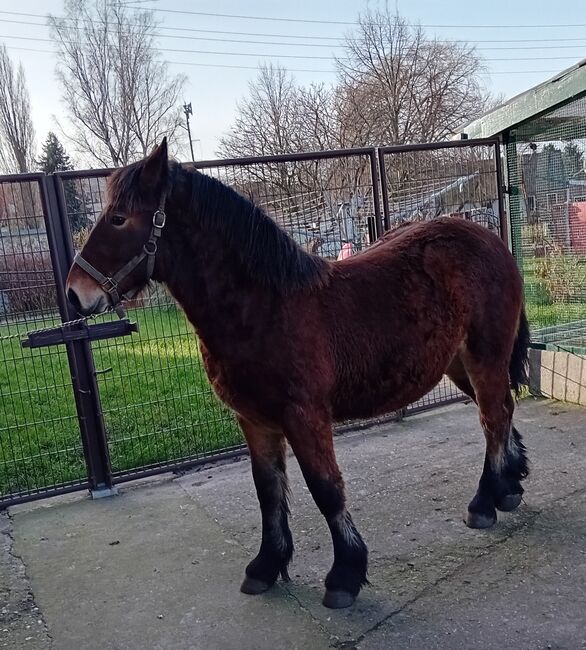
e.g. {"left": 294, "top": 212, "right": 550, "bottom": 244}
{"left": 332, "top": 371, "right": 444, "bottom": 421}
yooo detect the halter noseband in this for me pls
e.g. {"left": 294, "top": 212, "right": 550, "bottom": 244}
{"left": 73, "top": 191, "right": 168, "bottom": 318}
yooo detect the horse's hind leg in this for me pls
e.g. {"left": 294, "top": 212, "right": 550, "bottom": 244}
{"left": 238, "top": 417, "right": 294, "bottom": 595}
{"left": 284, "top": 408, "right": 368, "bottom": 609}
{"left": 464, "top": 369, "right": 529, "bottom": 529}
{"left": 446, "top": 355, "right": 476, "bottom": 402}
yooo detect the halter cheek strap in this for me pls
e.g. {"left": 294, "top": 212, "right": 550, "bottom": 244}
{"left": 73, "top": 194, "right": 167, "bottom": 318}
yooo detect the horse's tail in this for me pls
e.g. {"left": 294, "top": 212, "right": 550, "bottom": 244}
{"left": 510, "top": 307, "right": 530, "bottom": 398}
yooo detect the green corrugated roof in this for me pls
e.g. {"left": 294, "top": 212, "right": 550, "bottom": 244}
{"left": 461, "top": 58, "right": 586, "bottom": 139}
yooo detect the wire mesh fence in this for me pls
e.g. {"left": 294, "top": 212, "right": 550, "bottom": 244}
{"left": 0, "top": 176, "right": 88, "bottom": 505}
{"left": 379, "top": 140, "right": 504, "bottom": 412}
{"left": 507, "top": 95, "right": 586, "bottom": 353}
{"left": 0, "top": 139, "right": 505, "bottom": 507}
{"left": 195, "top": 149, "right": 382, "bottom": 260}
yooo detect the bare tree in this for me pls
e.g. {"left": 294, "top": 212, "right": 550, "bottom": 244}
{"left": 218, "top": 64, "right": 341, "bottom": 159}
{"left": 218, "top": 64, "right": 298, "bottom": 159}
{"left": 49, "top": 0, "right": 186, "bottom": 167}
{"left": 0, "top": 45, "right": 36, "bottom": 174}
{"left": 337, "top": 10, "right": 492, "bottom": 146}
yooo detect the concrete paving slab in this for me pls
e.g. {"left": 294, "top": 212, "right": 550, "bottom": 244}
{"left": 10, "top": 482, "right": 332, "bottom": 650}
{"left": 177, "top": 398, "right": 586, "bottom": 647}
{"left": 0, "top": 514, "right": 51, "bottom": 649}
{"left": 4, "top": 398, "right": 585, "bottom": 649}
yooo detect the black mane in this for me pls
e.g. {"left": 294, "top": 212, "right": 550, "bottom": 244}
{"left": 173, "top": 163, "right": 329, "bottom": 292}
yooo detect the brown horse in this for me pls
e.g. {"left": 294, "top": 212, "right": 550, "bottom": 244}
{"left": 66, "top": 140, "right": 529, "bottom": 609}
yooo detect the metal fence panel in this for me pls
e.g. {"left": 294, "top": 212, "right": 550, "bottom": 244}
{"left": 55, "top": 149, "right": 384, "bottom": 479}
{"left": 378, "top": 139, "right": 503, "bottom": 413}
{"left": 506, "top": 95, "right": 586, "bottom": 353}
{"left": 0, "top": 175, "right": 89, "bottom": 506}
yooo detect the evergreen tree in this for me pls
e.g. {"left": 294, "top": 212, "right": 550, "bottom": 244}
{"left": 37, "top": 132, "right": 90, "bottom": 233}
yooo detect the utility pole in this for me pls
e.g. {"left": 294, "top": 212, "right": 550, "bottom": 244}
{"left": 183, "top": 102, "right": 195, "bottom": 161}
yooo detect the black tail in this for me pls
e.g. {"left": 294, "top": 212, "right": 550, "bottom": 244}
{"left": 510, "top": 308, "right": 530, "bottom": 398}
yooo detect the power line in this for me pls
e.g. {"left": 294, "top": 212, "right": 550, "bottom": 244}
{"left": 120, "top": 6, "right": 586, "bottom": 29}
{"left": 0, "top": 18, "right": 342, "bottom": 47}
{"left": 3, "top": 19, "right": 586, "bottom": 51}
{"left": 121, "top": 7, "right": 356, "bottom": 25}
{"left": 2, "top": 45, "right": 335, "bottom": 73}
{"left": 0, "top": 45, "right": 565, "bottom": 76}
{"left": 3, "top": 11, "right": 586, "bottom": 48}
{"left": 4, "top": 6, "right": 578, "bottom": 33}
{"left": 0, "top": 17, "right": 343, "bottom": 47}
{"left": 0, "top": 10, "right": 345, "bottom": 40}
{"left": 1, "top": 33, "right": 584, "bottom": 61}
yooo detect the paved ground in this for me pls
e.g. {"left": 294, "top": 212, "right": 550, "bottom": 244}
{"left": 1, "top": 398, "right": 585, "bottom": 650}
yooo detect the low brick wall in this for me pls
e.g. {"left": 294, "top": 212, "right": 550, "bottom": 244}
{"left": 528, "top": 348, "right": 586, "bottom": 406}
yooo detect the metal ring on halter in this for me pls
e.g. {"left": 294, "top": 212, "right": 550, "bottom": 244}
{"left": 144, "top": 240, "right": 158, "bottom": 255}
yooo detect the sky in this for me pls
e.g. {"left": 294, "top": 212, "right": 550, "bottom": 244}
{"left": 4, "top": 0, "right": 586, "bottom": 164}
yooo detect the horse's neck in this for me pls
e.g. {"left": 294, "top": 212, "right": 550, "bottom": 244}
{"left": 159, "top": 227, "right": 274, "bottom": 357}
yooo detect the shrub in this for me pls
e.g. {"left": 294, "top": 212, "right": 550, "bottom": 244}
{"left": 535, "top": 246, "right": 586, "bottom": 303}
{"left": 0, "top": 251, "right": 57, "bottom": 315}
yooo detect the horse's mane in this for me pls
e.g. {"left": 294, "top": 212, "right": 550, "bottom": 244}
{"left": 186, "top": 166, "right": 333, "bottom": 293}
{"left": 108, "top": 160, "right": 330, "bottom": 292}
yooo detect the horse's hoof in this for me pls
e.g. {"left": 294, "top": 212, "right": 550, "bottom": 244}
{"left": 496, "top": 493, "right": 522, "bottom": 512}
{"left": 466, "top": 511, "right": 497, "bottom": 529}
{"left": 240, "top": 576, "right": 272, "bottom": 595}
{"left": 322, "top": 590, "right": 356, "bottom": 609}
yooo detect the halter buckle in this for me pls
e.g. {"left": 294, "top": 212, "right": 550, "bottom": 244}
{"left": 101, "top": 277, "right": 119, "bottom": 294}
{"left": 153, "top": 210, "right": 166, "bottom": 229}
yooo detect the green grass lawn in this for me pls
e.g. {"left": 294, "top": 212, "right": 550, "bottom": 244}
{"left": 520, "top": 256, "right": 586, "bottom": 330}
{"left": 0, "top": 305, "right": 241, "bottom": 498}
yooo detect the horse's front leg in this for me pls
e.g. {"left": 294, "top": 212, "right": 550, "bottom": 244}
{"left": 284, "top": 407, "right": 368, "bottom": 609}
{"left": 238, "top": 417, "right": 294, "bottom": 595}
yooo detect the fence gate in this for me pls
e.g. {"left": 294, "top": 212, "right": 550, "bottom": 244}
{"left": 1, "top": 138, "right": 505, "bottom": 507}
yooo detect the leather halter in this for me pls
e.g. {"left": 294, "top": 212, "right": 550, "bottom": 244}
{"left": 73, "top": 191, "right": 168, "bottom": 318}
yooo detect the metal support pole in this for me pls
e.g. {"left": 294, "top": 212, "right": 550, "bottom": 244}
{"left": 494, "top": 141, "right": 509, "bottom": 247}
{"left": 504, "top": 132, "right": 524, "bottom": 274}
{"left": 369, "top": 148, "right": 384, "bottom": 239}
{"left": 42, "top": 175, "right": 116, "bottom": 498}
{"left": 377, "top": 149, "right": 391, "bottom": 231}
{"left": 184, "top": 102, "right": 195, "bottom": 162}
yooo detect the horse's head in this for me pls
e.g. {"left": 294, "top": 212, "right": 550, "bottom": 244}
{"left": 66, "top": 139, "right": 170, "bottom": 316}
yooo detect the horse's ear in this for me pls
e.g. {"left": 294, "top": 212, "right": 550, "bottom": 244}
{"left": 142, "top": 138, "right": 169, "bottom": 188}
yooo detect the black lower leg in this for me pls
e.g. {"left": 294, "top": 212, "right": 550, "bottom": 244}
{"left": 494, "top": 426, "right": 529, "bottom": 511}
{"left": 467, "top": 427, "right": 529, "bottom": 527}
{"left": 304, "top": 475, "right": 368, "bottom": 607}
{"left": 242, "top": 456, "right": 293, "bottom": 593}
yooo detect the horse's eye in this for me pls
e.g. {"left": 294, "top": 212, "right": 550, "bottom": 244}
{"left": 111, "top": 215, "right": 126, "bottom": 226}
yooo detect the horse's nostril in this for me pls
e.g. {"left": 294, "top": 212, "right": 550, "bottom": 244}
{"left": 67, "top": 288, "right": 82, "bottom": 312}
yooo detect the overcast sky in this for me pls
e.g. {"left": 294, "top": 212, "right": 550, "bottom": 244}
{"left": 4, "top": 0, "right": 586, "bottom": 164}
